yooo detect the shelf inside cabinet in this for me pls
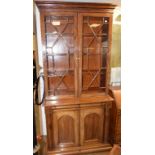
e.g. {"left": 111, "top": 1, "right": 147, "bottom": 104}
{"left": 46, "top": 53, "right": 74, "bottom": 56}
{"left": 83, "top": 33, "right": 108, "bottom": 37}
{"left": 46, "top": 32, "right": 74, "bottom": 36}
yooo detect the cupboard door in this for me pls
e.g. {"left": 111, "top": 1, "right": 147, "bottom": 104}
{"left": 80, "top": 107, "right": 104, "bottom": 145}
{"left": 53, "top": 109, "right": 79, "bottom": 148}
{"left": 41, "top": 12, "right": 78, "bottom": 96}
{"left": 78, "top": 13, "right": 112, "bottom": 94}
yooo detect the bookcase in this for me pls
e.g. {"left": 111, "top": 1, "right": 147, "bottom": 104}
{"left": 35, "top": 1, "right": 116, "bottom": 154}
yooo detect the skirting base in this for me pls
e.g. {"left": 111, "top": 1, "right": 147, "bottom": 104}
{"left": 47, "top": 143, "right": 112, "bottom": 155}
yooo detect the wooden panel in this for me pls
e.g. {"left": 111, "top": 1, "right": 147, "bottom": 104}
{"left": 35, "top": 0, "right": 116, "bottom": 13}
{"left": 115, "top": 110, "right": 121, "bottom": 145}
{"left": 80, "top": 107, "right": 104, "bottom": 145}
{"left": 45, "top": 93, "right": 113, "bottom": 106}
{"left": 109, "top": 87, "right": 121, "bottom": 145}
{"left": 84, "top": 113, "right": 100, "bottom": 140}
{"left": 58, "top": 115, "right": 75, "bottom": 143}
{"left": 45, "top": 108, "right": 53, "bottom": 151}
{"left": 35, "top": 1, "right": 116, "bottom": 10}
{"left": 53, "top": 109, "right": 79, "bottom": 148}
{"left": 46, "top": 143, "right": 112, "bottom": 155}
{"left": 103, "top": 103, "right": 112, "bottom": 143}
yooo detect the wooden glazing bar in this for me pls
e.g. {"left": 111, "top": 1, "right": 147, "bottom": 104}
{"left": 46, "top": 53, "right": 74, "bottom": 56}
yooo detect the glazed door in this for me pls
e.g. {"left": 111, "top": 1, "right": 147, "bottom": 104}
{"left": 40, "top": 12, "right": 78, "bottom": 96}
{"left": 78, "top": 13, "right": 113, "bottom": 95}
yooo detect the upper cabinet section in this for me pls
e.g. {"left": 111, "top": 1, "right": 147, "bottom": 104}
{"left": 35, "top": 1, "right": 116, "bottom": 97}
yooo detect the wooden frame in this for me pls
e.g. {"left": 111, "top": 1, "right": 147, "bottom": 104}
{"left": 78, "top": 13, "right": 113, "bottom": 95}
{"left": 40, "top": 11, "right": 78, "bottom": 96}
{"left": 40, "top": 11, "right": 114, "bottom": 97}
{"left": 35, "top": 1, "right": 116, "bottom": 10}
{"left": 35, "top": 1, "right": 116, "bottom": 154}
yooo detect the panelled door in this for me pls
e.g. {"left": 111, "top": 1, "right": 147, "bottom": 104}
{"left": 41, "top": 12, "right": 78, "bottom": 96}
{"left": 78, "top": 13, "right": 113, "bottom": 95}
{"left": 53, "top": 109, "right": 79, "bottom": 148}
{"left": 80, "top": 106, "right": 104, "bottom": 145}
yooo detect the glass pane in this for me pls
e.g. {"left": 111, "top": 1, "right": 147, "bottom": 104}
{"left": 82, "top": 16, "right": 109, "bottom": 92}
{"left": 44, "top": 15, "right": 75, "bottom": 96}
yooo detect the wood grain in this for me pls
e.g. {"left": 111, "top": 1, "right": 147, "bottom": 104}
{"left": 35, "top": 1, "right": 116, "bottom": 154}
{"left": 58, "top": 115, "right": 75, "bottom": 144}
{"left": 53, "top": 109, "right": 79, "bottom": 148}
{"left": 35, "top": 1, "right": 116, "bottom": 10}
{"left": 84, "top": 113, "right": 100, "bottom": 140}
{"left": 109, "top": 87, "right": 121, "bottom": 145}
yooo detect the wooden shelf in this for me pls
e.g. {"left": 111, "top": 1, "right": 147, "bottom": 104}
{"left": 45, "top": 93, "right": 113, "bottom": 106}
{"left": 47, "top": 69, "right": 74, "bottom": 78}
{"left": 83, "top": 33, "right": 108, "bottom": 37}
{"left": 46, "top": 32, "right": 74, "bottom": 36}
{"left": 83, "top": 47, "right": 108, "bottom": 49}
{"left": 82, "top": 68, "right": 106, "bottom": 71}
{"left": 45, "top": 21, "right": 74, "bottom": 24}
{"left": 47, "top": 53, "right": 74, "bottom": 56}
{"left": 82, "top": 52, "right": 107, "bottom": 55}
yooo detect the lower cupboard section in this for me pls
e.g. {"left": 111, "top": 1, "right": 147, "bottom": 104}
{"left": 45, "top": 102, "right": 113, "bottom": 154}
